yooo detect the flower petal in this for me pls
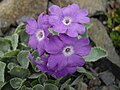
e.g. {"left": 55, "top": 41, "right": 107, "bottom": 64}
{"left": 77, "top": 24, "right": 86, "bottom": 34}
{"left": 26, "top": 18, "right": 37, "bottom": 35}
{"left": 46, "top": 35, "right": 64, "bottom": 54}
{"left": 28, "top": 35, "right": 37, "bottom": 49}
{"left": 36, "top": 56, "right": 51, "bottom": 73}
{"left": 53, "top": 23, "right": 67, "bottom": 33}
{"left": 59, "top": 34, "right": 77, "bottom": 45}
{"left": 38, "top": 39, "right": 48, "bottom": 56}
{"left": 69, "top": 23, "right": 85, "bottom": 35}
{"left": 75, "top": 45, "right": 91, "bottom": 56}
{"left": 47, "top": 54, "right": 67, "bottom": 71}
{"left": 78, "top": 17, "right": 90, "bottom": 23}
{"left": 79, "top": 9, "right": 89, "bottom": 16}
{"left": 66, "top": 23, "right": 80, "bottom": 37}
{"left": 52, "top": 69, "right": 68, "bottom": 78}
{"left": 38, "top": 46, "right": 45, "bottom": 56}
{"left": 62, "top": 4, "right": 80, "bottom": 16}
{"left": 68, "top": 54, "right": 85, "bottom": 67}
{"left": 49, "top": 16, "right": 60, "bottom": 26}
{"left": 67, "top": 67, "right": 76, "bottom": 74}
{"left": 38, "top": 13, "right": 50, "bottom": 29}
{"left": 49, "top": 5, "right": 62, "bottom": 16}
{"left": 76, "top": 38, "right": 90, "bottom": 46}
{"left": 72, "top": 9, "right": 90, "bottom": 23}
{"left": 74, "top": 38, "right": 91, "bottom": 56}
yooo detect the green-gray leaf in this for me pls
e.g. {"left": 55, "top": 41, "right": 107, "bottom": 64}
{"left": 33, "top": 84, "right": 44, "bottom": 90}
{"left": 65, "top": 85, "right": 75, "bottom": 90}
{"left": 31, "top": 80, "right": 39, "bottom": 87}
{"left": 15, "top": 22, "right": 25, "bottom": 34}
{"left": 38, "top": 73, "right": 48, "bottom": 85}
{"left": 17, "top": 50, "right": 29, "bottom": 69}
{"left": 20, "top": 85, "right": 33, "bottom": 90}
{"left": 44, "top": 84, "right": 58, "bottom": 90}
{"left": 84, "top": 47, "right": 107, "bottom": 62}
{"left": 10, "top": 78, "right": 24, "bottom": 89}
{"left": 7, "top": 63, "right": 19, "bottom": 70}
{"left": 77, "top": 67, "right": 95, "bottom": 80}
{"left": 0, "top": 57, "right": 18, "bottom": 65}
{"left": 28, "top": 73, "right": 41, "bottom": 79}
{"left": 60, "top": 79, "right": 71, "bottom": 90}
{"left": 4, "top": 33, "right": 19, "bottom": 50}
{"left": 0, "top": 38, "right": 10, "bottom": 53}
{"left": 0, "top": 51, "right": 4, "bottom": 57}
{"left": 69, "top": 86, "right": 76, "bottom": 90}
{"left": 9, "top": 66, "right": 30, "bottom": 79}
{"left": 49, "top": 28, "right": 58, "bottom": 35}
{"left": 11, "top": 33, "right": 19, "bottom": 50}
{"left": 4, "top": 50, "right": 20, "bottom": 57}
{"left": 84, "top": 23, "right": 93, "bottom": 30}
{"left": 0, "top": 61, "right": 6, "bottom": 82}
{"left": 20, "top": 31, "right": 29, "bottom": 45}
{"left": 0, "top": 81, "right": 6, "bottom": 89}
{"left": 71, "top": 76, "right": 81, "bottom": 86}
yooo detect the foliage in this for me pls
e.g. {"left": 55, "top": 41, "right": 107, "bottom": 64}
{"left": 0, "top": 23, "right": 107, "bottom": 90}
{"left": 107, "top": 8, "right": 120, "bottom": 30}
{"left": 84, "top": 47, "right": 107, "bottom": 62}
{"left": 107, "top": 7, "right": 120, "bottom": 47}
{"left": 110, "top": 31, "right": 120, "bottom": 47}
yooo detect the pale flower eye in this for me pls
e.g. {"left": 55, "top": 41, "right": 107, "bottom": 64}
{"left": 62, "top": 17, "right": 72, "bottom": 26}
{"left": 63, "top": 46, "right": 74, "bottom": 56}
{"left": 36, "top": 30, "right": 45, "bottom": 41}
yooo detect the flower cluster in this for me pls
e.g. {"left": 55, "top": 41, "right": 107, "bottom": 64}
{"left": 26, "top": 4, "right": 91, "bottom": 78}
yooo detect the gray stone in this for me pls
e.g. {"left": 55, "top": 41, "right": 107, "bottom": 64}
{"left": 0, "top": 30, "right": 3, "bottom": 36}
{"left": 100, "top": 86, "right": 108, "bottom": 90}
{"left": 0, "top": 19, "right": 9, "bottom": 34}
{"left": 89, "top": 77, "right": 101, "bottom": 87}
{"left": 0, "top": 0, "right": 47, "bottom": 32}
{"left": 78, "top": 82, "right": 88, "bottom": 90}
{"left": 51, "top": 0, "right": 107, "bottom": 15}
{"left": 16, "top": 16, "right": 30, "bottom": 24}
{"left": 97, "top": 86, "right": 118, "bottom": 90}
{"left": 108, "top": 85, "right": 118, "bottom": 90}
{"left": 99, "top": 71, "right": 115, "bottom": 85}
{"left": 88, "top": 18, "right": 120, "bottom": 68}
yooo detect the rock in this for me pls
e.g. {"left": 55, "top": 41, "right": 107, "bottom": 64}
{"left": 108, "top": 85, "right": 118, "bottom": 90}
{"left": 89, "top": 77, "right": 101, "bottom": 87}
{"left": 51, "top": 0, "right": 107, "bottom": 15}
{"left": 97, "top": 86, "right": 118, "bottom": 90}
{"left": 88, "top": 18, "right": 120, "bottom": 68}
{"left": 99, "top": 71, "right": 115, "bottom": 85}
{"left": 16, "top": 16, "right": 30, "bottom": 24}
{"left": 0, "top": 0, "right": 47, "bottom": 33}
{"left": 99, "top": 86, "right": 108, "bottom": 90}
{"left": 0, "top": 19, "right": 9, "bottom": 34}
{"left": 0, "top": 20, "right": 3, "bottom": 36}
{"left": 0, "top": 30, "right": 3, "bottom": 36}
{"left": 78, "top": 82, "right": 88, "bottom": 90}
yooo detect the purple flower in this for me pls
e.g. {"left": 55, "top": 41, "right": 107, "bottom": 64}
{"left": 49, "top": 4, "right": 90, "bottom": 37}
{"left": 29, "top": 54, "right": 77, "bottom": 78}
{"left": 26, "top": 13, "right": 50, "bottom": 56}
{"left": 37, "top": 57, "right": 77, "bottom": 78}
{"left": 46, "top": 34, "right": 91, "bottom": 76}
{"left": 30, "top": 34, "right": 91, "bottom": 78}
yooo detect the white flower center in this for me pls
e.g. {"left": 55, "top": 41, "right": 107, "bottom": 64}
{"left": 63, "top": 46, "right": 74, "bottom": 56}
{"left": 36, "top": 30, "right": 45, "bottom": 41}
{"left": 62, "top": 17, "right": 72, "bottom": 26}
